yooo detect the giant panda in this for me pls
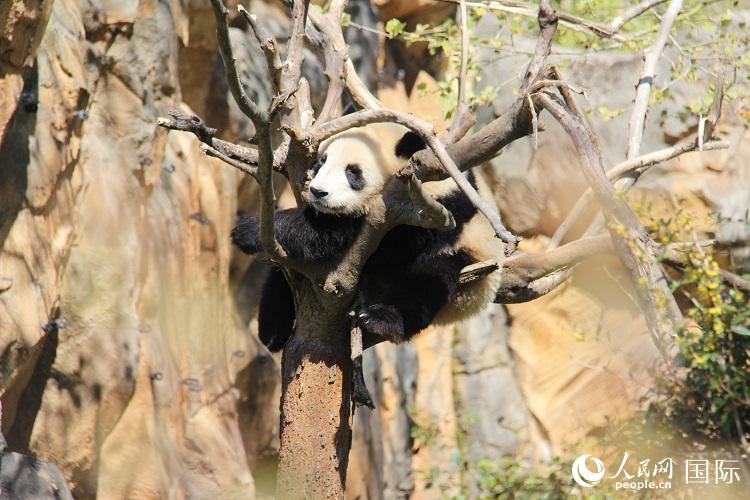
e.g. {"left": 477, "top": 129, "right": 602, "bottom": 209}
{"left": 232, "top": 122, "right": 503, "bottom": 351}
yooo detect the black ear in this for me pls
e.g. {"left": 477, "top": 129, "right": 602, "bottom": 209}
{"left": 395, "top": 131, "right": 427, "bottom": 159}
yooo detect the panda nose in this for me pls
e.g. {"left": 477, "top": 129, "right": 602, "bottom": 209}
{"left": 310, "top": 187, "right": 328, "bottom": 199}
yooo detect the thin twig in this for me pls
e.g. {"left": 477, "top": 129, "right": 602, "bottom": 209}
{"left": 548, "top": 139, "right": 730, "bottom": 249}
{"left": 626, "top": 0, "right": 683, "bottom": 159}
{"left": 199, "top": 143, "right": 258, "bottom": 177}
{"left": 437, "top": 0, "right": 629, "bottom": 43}
{"left": 449, "top": 0, "right": 471, "bottom": 137}
{"left": 609, "top": 0, "right": 667, "bottom": 32}
{"left": 209, "top": 0, "right": 268, "bottom": 124}
{"left": 238, "top": 5, "right": 283, "bottom": 90}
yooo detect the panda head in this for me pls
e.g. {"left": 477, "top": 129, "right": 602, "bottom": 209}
{"left": 307, "top": 123, "right": 426, "bottom": 216}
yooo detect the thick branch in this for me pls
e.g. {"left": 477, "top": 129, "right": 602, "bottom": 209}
{"left": 310, "top": 1, "right": 349, "bottom": 122}
{"left": 307, "top": 3, "right": 382, "bottom": 113}
{"left": 311, "top": 109, "right": 519, "bottom": 249}
{"left": 401, "top": 174, "right": 457, "bottom": 230}
{"left": 538, "top": 91, "right": 682, "bottom": 362}
{"left": 210, "top": 0, "right": 287, "bottom": 265}
{"left": 626, "top": 0, "right": 683, "bottom": 159}
{"left": 522, "top": 0, "right": 558, "bottom": 91}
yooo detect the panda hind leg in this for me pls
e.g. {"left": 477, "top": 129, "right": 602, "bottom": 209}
{"left": 357, "top": 251, "right": 472, "bottom": 344}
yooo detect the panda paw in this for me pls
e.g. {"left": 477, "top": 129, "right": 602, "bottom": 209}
{"left": 358, "top": 304, "right": 406, "bottom": 343}
{"left": 231, "top": 214, "right": 262, "bottom": 254}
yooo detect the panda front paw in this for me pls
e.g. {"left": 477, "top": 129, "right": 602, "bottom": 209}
{"left": 231, "top": 214, "right": 262, "bottom": 254}
{"left": 358, "top": 304, "right": 406, "bottom": 344}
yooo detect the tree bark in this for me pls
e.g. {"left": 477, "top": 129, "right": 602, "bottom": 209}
{"left": 276, "top": 289, "right": 353, "bottom": 499}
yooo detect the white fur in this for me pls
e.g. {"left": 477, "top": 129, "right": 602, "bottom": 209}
{"left": 308, "top": 123, "right": 407, "bottom": 215}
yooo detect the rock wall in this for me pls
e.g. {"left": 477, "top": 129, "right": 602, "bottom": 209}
{"left": 2, "top": 1, "right": 748, "bottom": 500}
{"left": 0, "top": 0, "right": 257, "bottom": 497}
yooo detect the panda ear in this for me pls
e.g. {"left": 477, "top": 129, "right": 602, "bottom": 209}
{"left": 395, "top": 131, "right": 427, "bottom": 159}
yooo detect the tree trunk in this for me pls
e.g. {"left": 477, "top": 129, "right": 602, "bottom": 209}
{"left": 276, "top": 293, "right": 353, "bottom": 499}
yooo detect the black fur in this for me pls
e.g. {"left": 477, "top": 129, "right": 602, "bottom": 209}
{"left": 232, "top": 206, "right": 363, "bottom": 263}
{"left": 233, "top": 174, "right": 479, "bottom": 352}
{"left": 258, "top": 267, "right": 296, "bottom": 351}
{"left": 394, "top": 131, "right": 427, "bottom": 159}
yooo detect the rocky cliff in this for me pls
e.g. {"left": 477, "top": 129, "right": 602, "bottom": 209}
{"left": 1, "top": 1, "right": 748, "bottom": 499}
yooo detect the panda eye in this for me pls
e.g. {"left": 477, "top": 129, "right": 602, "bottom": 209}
{"left": 345, "top": 164, "right": 365, "bottom": 191}
{"left": 345, "top": 164, "right": 361, "bottom": 175}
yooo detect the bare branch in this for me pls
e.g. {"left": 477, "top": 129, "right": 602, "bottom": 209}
{"left": 209, "top": 0, "right": 268, "bottom": 124}
{"left": 350, "top": 324, "right": 373, "bottom": 408}
{"left": 439, "top": 0, "right": 628, "bottom": 43}
{"left": 626, "top": 0, "right": 683, "bottom": 159}
{"left": 538, "top": 91, "right": 682, "bottom": 363}
{"left": 309, "top": 2, "right": 349, "bottom": 122}
{"left": 509, "top": 234, "right": 611, "bottom": 280}
{"left": 415, "top": 97, "right": 534, "bottom": 180}
{"left": 280, "top": 0, "right": 308, "bottom": 100}
{"left": 209, "top": 0, "right": 289, "bottom": 265}
{"left": 199, "top": 143, "right": 257, "bottom": 178}
{"left": 444, "top": 112, "right": 476, "bottom": 144}
{"left": 312, "top": 109, "right": 520, "bottom": 250}
{"left": 548, "top": 67, "right": 586, "bottom": 122}
{"left": 608, "top": 0, "right": 667, "bottom": 32}
{"left": 458, "top": 260, "right": 500, "bottom": 285}
{"left": 238, "top": 5, "right": 283, "bottom": 91}
{"left": 548, "top": 139, "right": 730, "bottom": 249}
{"left": 522, "top": 0, "right": 558, "bottom": 91}
{"left": 499, "top": 268, "right": 574, "bottom": 303}
{"left": 401, "top": 174, "right": 457, "bottom": 230}
{"left": 448, "top": 0, "right": 471, "bottom": 137}
{"left": 156, "top": 110, "right": 265, "bottom": 168}
{"left": 157, "top": 110, "right": 216, "bottom": 143}
{"left": 344, "top": 58, "right": 383, "bottom": 110}
{"left": 307, "top": 0, "right": 382, "bottom": 116}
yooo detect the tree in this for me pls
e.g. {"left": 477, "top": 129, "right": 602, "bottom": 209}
{"left": 157, "top": 0, "right": 749, "bottom": 497}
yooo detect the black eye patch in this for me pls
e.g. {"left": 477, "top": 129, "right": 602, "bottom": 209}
{"left": 345, "top": 164, "right": 365, "bottom": 191}
{"left": 313, "top": 153, "right": 328, "bottom": 174}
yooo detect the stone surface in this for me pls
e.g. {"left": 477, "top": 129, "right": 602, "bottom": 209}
{"left": 1, "top": 1, "right": 748, "bottom": 499}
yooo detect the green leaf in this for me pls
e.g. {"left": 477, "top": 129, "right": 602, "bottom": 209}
{"left": 384, "top": 19, "right": 406, "bottom": 38}
{"left": 731, "top": 325, "right": 750, "bottom": 336}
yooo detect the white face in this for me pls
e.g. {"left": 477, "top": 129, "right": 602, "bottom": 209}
{"left": 307, "top": 135, "right": 389, "bottom": 216}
